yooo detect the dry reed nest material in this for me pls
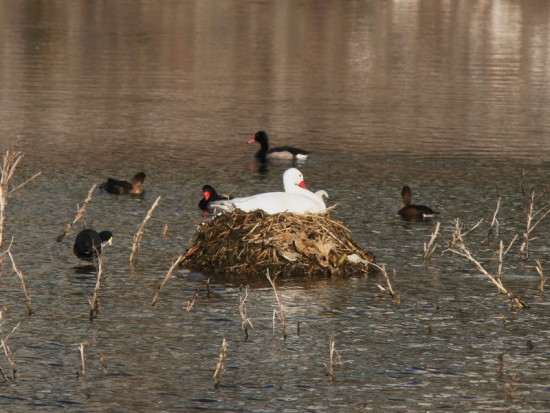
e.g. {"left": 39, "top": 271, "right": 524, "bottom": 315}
{"left": 184, "top": 210, "right": 375, "bottom": 278}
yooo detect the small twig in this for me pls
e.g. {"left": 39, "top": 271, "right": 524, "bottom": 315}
{"left": 239, "top": 286, "right": 253, "bottom": 339}
{"left": 6, "top": 238, "right": 32, "bottom": 314}
{"left": 482, "top": 198, "right": 501, "bottom": 245}
{"left": 1, "top": 321, "right": 21, "bottom": 381}
{"left": 212, "top": 338, "right": 227, "bottom": 388}
{"left": 78, "top": 342, "right": 87, "bottom": 377}
{"left": 423, "top": 221, "right": 440, "bottom": 260}
{"left": 151, "top": 253, "right": 186, "bottom": 306}
{"left": 89, "top": 245, "right": 106, "bottom": 321}
{"left": 56, "top": 183, "right": 98, "bottom": 242}
{"left": 324, "top": 336, "right": 343, "bottom": 377}
{"left": 130, "top": 196, "right": 161, "bottom": 270}
{"left": 186, "top": 292, "right": 199, "bottom": 312}
{"left": 98, "top": 352, "right": 109, "bottom": 373}
{"left": 373, "top": 264, "right": 400, "bottom": 306}
{"left": 266, "top": 270, "right": 287, "bottom": 339}
{"left": 9, "top": 171, "right": 42, "bottom": 194}
{"left": 535, "top": 260, "right": 546, "bottom": 294}
{"left": 444, "top": 218, "right": 528, "bottom": 309}
{"left": 0, "top": 147, "right": 24, "bottom": 265}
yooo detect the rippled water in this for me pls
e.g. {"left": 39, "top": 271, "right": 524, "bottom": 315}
{"left": 0, "top": 1, "right": 549, "bottom": 411}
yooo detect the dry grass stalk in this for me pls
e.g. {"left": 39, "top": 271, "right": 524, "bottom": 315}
{"left": 212, "top": 338, "right": 227, "bottom": 389}
{"left": 482, "top": 198, "right": 501, "bottom": 245}
{"left": 130, "top": 195, "right": 161, "bottom": 269}
{"left": 266, "top": 270, "right": 287, "bottom": 339}
{"left": 423, "top": 221, "right": 441, "bottom": 260}
{"left": 89, "top": 246, "right": 105, "bottom": 321}
{"left": 98, "top": 352, "right": 109, "bottom": 373}
{"left": 9, "top": 171, "right": 42, "bottom": 194}
{"left": 6, "top": 239, "right": 32, "bottom": 314}
{"left": 519, "top": 172, "right": 550, "bottom": 259}
{"left": 324, "top": 336, "right": 343, "bottom": 377}
{"left": 162, "top": 223, "right": 169, "bottom": 238}
{"left": 0, "top": 147, "right": 24, "bottom": 265}
{"left": 78, "top": 342, "right": 87, "bottom": 376}
{"left": 239, "top": 286, "right": 253, "bottom": 339}
{"left": 506, "top": 373, "right": 518, "bottom": 398}
{"left": 0, "top": 321, "right": 21, "bottom": 381}
{"left": 445, "top": 218, "right": 528, "bottom": 309}
{"left": 535, "top": 260, "right": 546, "bottom": 294}
{"left": 151, "top": 251, "right": 189, "bottom": 306}
{"left": 184, "top": 210, "right": 374, "bottom": 278}
{"left": 56, "top": 183, "right": 98, "bottom": 242}
{"left": 186, "top": 292, "right": 199, "bottom": 312}
{"left": 373, "top": 264, "right": 400, "bottom": 306}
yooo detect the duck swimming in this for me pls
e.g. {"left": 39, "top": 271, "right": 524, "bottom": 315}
{"left": 398, "top": 185, "right": 439, "bottom": 221}
{"left": 248, "top": 131, "right": 310, "bottom": 161}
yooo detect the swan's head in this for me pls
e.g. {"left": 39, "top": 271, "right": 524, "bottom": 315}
{"left": 283, "top": 168, "right": 307, "bottom": 190}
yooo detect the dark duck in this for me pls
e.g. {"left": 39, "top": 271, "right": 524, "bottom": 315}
{"left": 73, "top": 229, "right": 113, "bottom": 262}
{"left": 100, "top": 172, "right": 146, "bottom": 195}
{"left": 398, "top": 185, "right": 439, "bottom": 221}
{"left": 198, "top": 185, "right": 231, "bottom": 212}
{"left": 248, "top": 131, "right": 310, "bottom": 161}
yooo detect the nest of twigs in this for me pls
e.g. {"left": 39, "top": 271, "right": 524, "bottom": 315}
{"left": 183, "top": 210, "right": 375, "bottom": 278}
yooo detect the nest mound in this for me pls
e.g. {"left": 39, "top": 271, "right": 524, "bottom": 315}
{"left": 183, "top": 210, "right": 375, "bottom": 278}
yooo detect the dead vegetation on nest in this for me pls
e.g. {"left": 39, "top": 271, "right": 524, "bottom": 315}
{"left": 183, "top": 210, "right": 375, "bottom": 278}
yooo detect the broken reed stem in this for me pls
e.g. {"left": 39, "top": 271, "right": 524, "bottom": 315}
{"left": 6, "top": 239, "right": 32, "bottom": 314}
{"left": 519, "top": 171, "right": 550, "bottom": 259}
{"left": 239, "top": 286, "right": 253, "bottom": 339}
{"left": 535, "top": 260, "right": 546, "bottom": 294}
{"left": 78, "top": 342, "right": 87, "bottom": 377}
{"left": 482, "top": 198, "right": 501, "bottom": 245}
{"left": 423, "top": 221, "right": 441, "bottom": 260}
{"left": 212, "top": 338, "right": 227, "bottom": 389}
{"left": 266, "top": 269, "right": 287, "bottom": 339}
{"left": 0, "top": 147, "right": 24, "bottom": 265}
{"left": 130, "top": 195, "right": 161, "bottom": 269}
{"left": 56, "top": 183, "right": 98, "bottom": 242}
{"left": 9, "top": 171, "right": 42, "bottom": 194}
{"left": 0, "top": 321, "right": 21, "bottom": 381}
{"left": 324, "top": 336, "right": 343, "bottom": 377}
{"left": 373, "top": 263, "right": 400, "bottom": 306}
{"left": 444, "top": 218, "right": 528, "bottom": 309}
{"left": 186, "top": 292, "right": 199, "bottom": 312}
{"left": 89, "top": 246, "right": 105, "bottom": 321}
{"left": 151, "top": 253, "right": 186, "bottom": 306}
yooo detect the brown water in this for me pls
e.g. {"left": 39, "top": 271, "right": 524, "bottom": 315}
{"left": 0, "top": 1, "right": 549, "bottom": 411}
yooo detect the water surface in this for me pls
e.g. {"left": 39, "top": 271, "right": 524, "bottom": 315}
{"left": 0, "top": 1, "right": 549, "bottom": 411}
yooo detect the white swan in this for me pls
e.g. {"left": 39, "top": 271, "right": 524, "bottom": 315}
{"left": 210, "top": 168, "right": 326, "bottom": 214}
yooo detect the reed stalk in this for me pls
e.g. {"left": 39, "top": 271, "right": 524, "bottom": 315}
{"left": 56, "top": 183, "right": 98, "bottom": 242}
{"left": 0, "top": 321, "right": 21, "bottom": 381}
{"left": 423, "top": 221, "right": 440, "bottom": 260}
{"left": 239, "top": 286, "right": 253, "bottom": 339}
{"left": 266, "top": 270, "right": 287, "bottom": 339}
{"left": 9, "top": 171, "right": 42, "bottom": 194}
{"left": 130, "top": 196, "right": 161, "bottom": 269}
{"left": 6, "top": 238, "right": 32, "bottom": 314}
{"left": 445, "top": 218, "right": 528, "bottom": 309}
{"left": 519, "top": 171, "right": 550, "bottom": 259}
{"left": 482, "top": 198, "right": 501, "bottom": 245}
{"left": 535, "top": 260, "right": 546, "bottom": 294}
{"left": 0, "top": 147, "right": 24, "bottom": 265}
{"left": 186, "top": 291, "right": 199, "bottom": 312}
{"left": 324, "top": 336, "right": 342, "bottom": 377}
{"left": 151, "top": 253, "right": 185, "bottom": 306}
{"left": 373, "top": 263, "right": 400, "bottom": 306}
{"left": 89, "top": 245, "right": 105, "bottom": 321}
{"left": 212, "top": 338, "right": 227, "bottom": 388}
{"left": 78, "top": 342, "right": 87, "bottom": 376}
{"left": 98, "top": 352, "right": 109, "bottom": 373}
